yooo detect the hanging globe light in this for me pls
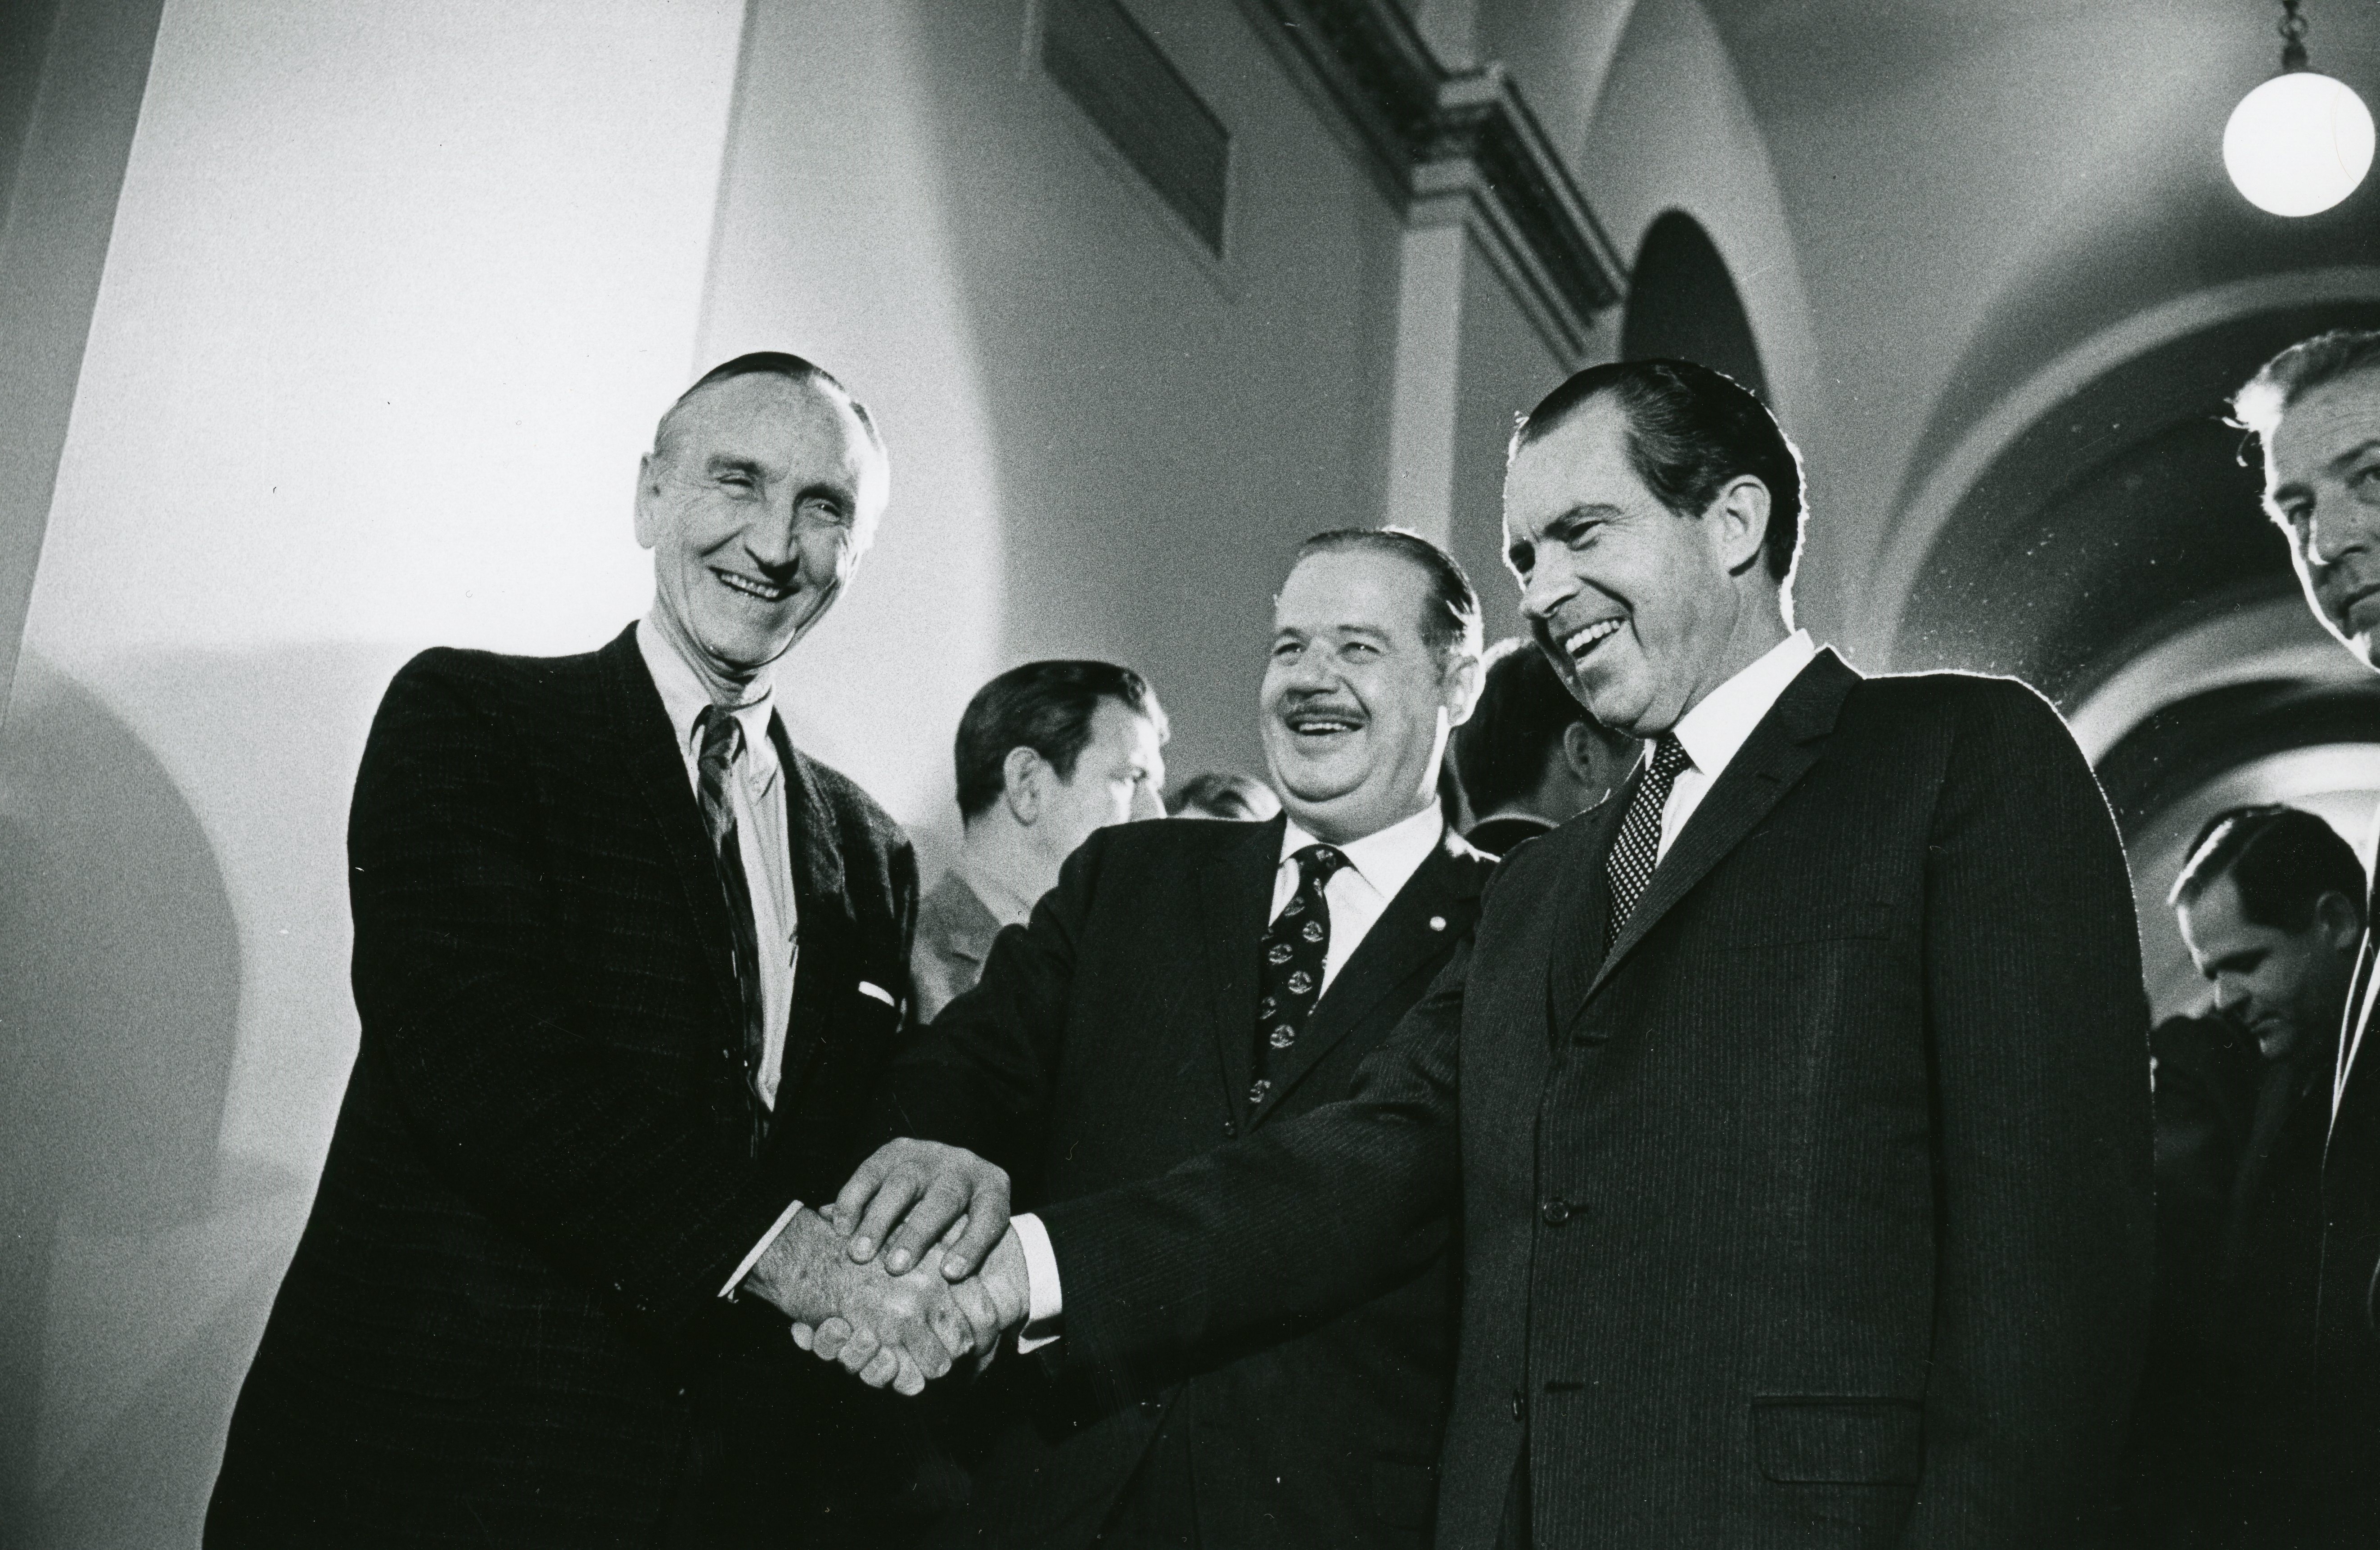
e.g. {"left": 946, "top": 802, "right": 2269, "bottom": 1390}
{"left": 2224, "top": 0, "right": 2374, "bottom": 217}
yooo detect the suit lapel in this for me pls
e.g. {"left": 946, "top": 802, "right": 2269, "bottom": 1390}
{"left": 1543, "top": 788, "right": 1629, "bottom": 1040}
{"left": 1255, "top": 831, "right": 1488, "bottom": 1123}
{"left": 1574, "top": 651, "right": 1860, "bottom": 1015}
{"left": 1202, "top": 817, "right": 1285, "bottom": 1127}
{"left": 600, "top": 629, "right": 744, "bottom": 1032}
{"left": 773, "top": 722, "right": 857, "bottom": 1099}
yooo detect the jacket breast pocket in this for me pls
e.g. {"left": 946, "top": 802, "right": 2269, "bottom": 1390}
{"left": 1753, "top": 1396, "right": 1922, "bottom": 1485}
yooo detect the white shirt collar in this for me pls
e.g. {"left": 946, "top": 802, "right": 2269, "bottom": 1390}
{"left": 1279, "top": 800, "right": 1446, "bottom": 900}
{"left": 1669, "top": 630, "right": 1817, "bottom": 784}
{"left": 636, "top": 616, "right": 780, "bottom": 788}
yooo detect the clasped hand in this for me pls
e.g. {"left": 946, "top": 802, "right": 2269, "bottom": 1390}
{"left": 743, "top": 1140, "right": 1024, "bottom": 1396}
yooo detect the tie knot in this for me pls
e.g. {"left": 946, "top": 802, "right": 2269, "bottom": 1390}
{"left": 698, "top": 704, "right": 743, "bottom": 770}
{"left": 1648, "top": 734, "right": 1690, "bottom": 784}
{"left": 1294, "top": 843, "right": 1350, "bottom": 887}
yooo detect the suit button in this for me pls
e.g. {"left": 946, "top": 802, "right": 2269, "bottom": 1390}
{"left": 1222, "top": 1120, "right": 1238, "bottom": 1138}
{"left": 1140, "top": 1398, "right": 1163, "bottom": 1418}
{"left": 1540, "top": 1198, "right": 1572, "bottom": 1226}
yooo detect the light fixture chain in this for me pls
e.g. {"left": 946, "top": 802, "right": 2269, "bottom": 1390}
{"left": 2278, "top": 0, "right": 2310, "bottom": 73}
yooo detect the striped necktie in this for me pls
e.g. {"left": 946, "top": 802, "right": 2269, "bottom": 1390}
{"left": 696, "top": 706, "right": 767, "bottom": 1111}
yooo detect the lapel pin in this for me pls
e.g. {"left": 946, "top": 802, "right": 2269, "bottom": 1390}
{"left": 1429, "top": 916, "right": 1446, "bottom": 932}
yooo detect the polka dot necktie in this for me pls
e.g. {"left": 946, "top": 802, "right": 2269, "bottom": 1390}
{"left": 1603, "top": 734, "right": 1691, "bottom": 951}
{"left": 696, "top": 707, "right": 766, "bottom": 1109}
{"left": 1249, "top": 843, "right": 1350, "bottom": 1109}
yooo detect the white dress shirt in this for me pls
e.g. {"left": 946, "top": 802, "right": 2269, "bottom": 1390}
{"left": 636, "top": 622, "right": 821, "bottom": 1300}
{"left": 1658, "top": 630, "right": 1817, "bottom": 861}
{"left": 1013, "top": 800, "right": 1449, "bottom": 1349}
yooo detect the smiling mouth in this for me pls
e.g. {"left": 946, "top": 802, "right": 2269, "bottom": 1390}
{"left": 1284, "top": 708, "right": 1364, "bottom": 742}
{"left": 1561, "top": 618, "right": 1625, "bottom": 668}
{"left": 714, "top": 568, "right": 792, "bottom": 604}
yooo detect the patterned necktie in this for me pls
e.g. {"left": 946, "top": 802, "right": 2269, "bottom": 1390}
{"left": 1249, "top": 843, "right": 1351, "bottom": 1110}
{"left": 696, "top": 707, "right": 767, "bottom": 1107}
{"left": 1603, "top": 734, "right": 1691, "bottom": 950}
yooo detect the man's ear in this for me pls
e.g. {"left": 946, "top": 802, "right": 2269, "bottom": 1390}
{"left": 1706, "top": 474, "right": 1771, "bottom": 577}
{"left": 1001, "top": 746, "right": 1044, "bottom": 825}
{"left": 2319, "top": 889, "right": 2365, "bottom": 954}
{"left": 632, "top": 452, "right": 661, "bottom": 550}
{"left": 1558, "top": 720, "right": 1605, "bottom": 790}
{"left": 1442, "top": 650, "right": 1484, "bottom": 728}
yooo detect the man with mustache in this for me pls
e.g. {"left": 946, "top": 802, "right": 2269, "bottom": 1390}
{"left": 841, "top": 359, "right": 2154, "bottom": 1547}
{"left": 2232, "top": 328, "right": 2380, "bottom": 1541}
{"left": 207, "top": 354, "right": 991, "bottom": 1548}
{"left": 827, "top": 530, "right": 1495, "bottom": 1548}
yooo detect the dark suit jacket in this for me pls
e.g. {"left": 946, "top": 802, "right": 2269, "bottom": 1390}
{"left": 1035, "top": 653, "right": 2155, "bottom": 1549}
{"left": 2318, "top": 874, "right": 2380, "bottom": 1540}
{"left": 886, "top": 815, "right": 1493, "bottom": 1550}
{"left": 206, "top": 626, "right": 920, "bottom": 1548}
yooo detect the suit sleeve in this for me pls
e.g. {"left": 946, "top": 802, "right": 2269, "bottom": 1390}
{"left": 1900, "top": 680, "right": 2155, "bottom": 1547}
{"left": 879, "top": 836, "right": 1109, "bottom": 1172}
{"left": 1034, "top": 934, "right": 1468, "bottom": 1408}
{"left": 345, "top": 654, "right": 807, "bottom": 1333}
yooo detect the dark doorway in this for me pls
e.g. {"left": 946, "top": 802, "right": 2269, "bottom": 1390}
{"left": 1620, "top": 211, "right": 1768, "bottom": 402}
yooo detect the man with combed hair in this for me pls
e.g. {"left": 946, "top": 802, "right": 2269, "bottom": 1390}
{"left": 913, "top": 660, "right": 1168, "bottom": 1022}
{"left": 841, "top": 359, "right": 2154, "bottom": 1548}
{"left": 2233, "top": 326, "right": 2380, "bottom": 1540}
{"left": 207, "top": 354, "right": 999, "bottom": 1548}
{"left": 2146, "top": 805, "right": 2363, "bottom": 1543}
{"left": 1455, "top": 635, "right": 1638, "bottom": 856}
{"left": 819, "top": 529, "right": 1495, "bottom": 1548}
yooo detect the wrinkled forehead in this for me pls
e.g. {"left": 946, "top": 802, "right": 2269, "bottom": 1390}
{"left": 1501, "top": 398, "right": 1641, "bottom": 536}
{"left": 661, "top": 374, "right": 881, "bottom": 473}
{"left": 1273, "top": 548, "right": 1436, "bottom": 643}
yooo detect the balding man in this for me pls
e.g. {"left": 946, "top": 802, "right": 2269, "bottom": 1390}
{"left": 207, "top": 355, "right": 987, "bottom": 1548}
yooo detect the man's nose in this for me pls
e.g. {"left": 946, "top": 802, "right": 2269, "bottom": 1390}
{"left": 2213, "top": 977, "right": 2250, "bottom": 1016}
{"left": 742, "top": 498, "right": 805, "bottom": 572}
{"left": 1517, "top": 562, "right": 1574, "bottom": 623}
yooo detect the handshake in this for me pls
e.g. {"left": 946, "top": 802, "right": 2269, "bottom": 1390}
{"left": 741, "top": 1140, "right": 1027, "bottom": 1396}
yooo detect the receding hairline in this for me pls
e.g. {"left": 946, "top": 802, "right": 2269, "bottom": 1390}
{"left": 1280, "top": 537, "right": 1481, "bottom": 660}
{"left": 650, "top": 364, "right": 886, "bottom": 466}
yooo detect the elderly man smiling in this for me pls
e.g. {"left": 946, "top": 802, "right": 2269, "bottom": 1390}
{"left": 207, "top": 354, "right": 994, "bottom": 1549}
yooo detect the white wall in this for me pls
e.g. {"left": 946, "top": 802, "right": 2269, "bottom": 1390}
{"left": 1, "top": 2, "right": 744, "bottom": 1541}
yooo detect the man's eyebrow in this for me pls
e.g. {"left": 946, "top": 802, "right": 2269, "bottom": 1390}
{"left": 2330, "top": 437, "right": 2380, "bottom": 475}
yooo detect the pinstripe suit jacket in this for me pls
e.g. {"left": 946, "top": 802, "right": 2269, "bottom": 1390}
{"left": 1037, "top": 653, "right": 2155, "bottom": 1549}
{"left": 207, "top": 626, "right": 919, "bottom": 1547}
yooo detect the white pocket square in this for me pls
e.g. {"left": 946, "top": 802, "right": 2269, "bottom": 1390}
{"left": 857, "top": 980, "right": 896, "bottom": 1008}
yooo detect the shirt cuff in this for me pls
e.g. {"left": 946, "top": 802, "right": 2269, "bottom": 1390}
{"left": 1010, "top": 1211, "right": 1064, "bottom": 1352}
{"left": 721, "top": 1199, "right": 805, "bottom": 1299}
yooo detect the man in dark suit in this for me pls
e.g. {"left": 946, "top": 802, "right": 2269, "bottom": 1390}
{"left": 2154, "top": 806, "right": 2362, "bottom": 1544}
{"left": 912, "top": 660, "right": 1169, "bottom": 1022}
{"left": 1454, "top": 636, "right": 1636, "bottom": 857}
{"left": 206, "top": 354, "right": 992, "bottom": 1548}
{"left": 820, "top": 529, "right": 1495, "bottom": 1547}
{"left": 842, "top": 359, "right": 2154, "bottom": 1547}
{"left": 2233, "top": 330, "right": 2380, "bottom": 1543}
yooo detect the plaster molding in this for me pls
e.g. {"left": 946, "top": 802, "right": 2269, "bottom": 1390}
{"left": 1236, "top": 0, "right": 1624, "bottom": 363}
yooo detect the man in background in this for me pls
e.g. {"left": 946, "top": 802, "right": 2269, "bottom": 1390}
{"left": 2157, "top": 804, "right": 2363, "bottom": 1544}
{"left": 2234, "top": 328, "right": 2380, "bottom": 1540}
{"left": 912, "top": 661, "right": 1168, "bottom": 1022}
{"left": 834, "top": 529, "right": 1494, "bottom": 1548}
{"left": 1453, "top": 635, "right": 1637, "bottom": 856}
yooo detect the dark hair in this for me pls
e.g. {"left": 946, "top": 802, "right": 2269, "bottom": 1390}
{"left": 1290, "top": 527, "right": 1483, "bottom": 662}
{"left": 1509, "top": 358, "right": 1805, "bottom": 586}
{"left": 1169, "top": 770, "right": 1280, "bottom": 821}
{"left": 2233, "top": 329, "right": 2380, "bottom": 446}
{"left": 954, "top": 660, "right": 1167, "bottom": 822}
{"left": 1455, "top": 639, "right": 1592, "bottom": 815}
{"left": 656, "top": 350, "right": 884, "bottom": 456}
{"left": 2170, "top": 803, "right": 2366, "bottom": 933}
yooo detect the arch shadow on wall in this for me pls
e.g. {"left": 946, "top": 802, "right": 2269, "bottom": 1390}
{"left": 0, "top": 658, "right": 243, "bottom": 1536}
{"left": 1619, "top": 210, "right": 1769, "bottom": 402}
